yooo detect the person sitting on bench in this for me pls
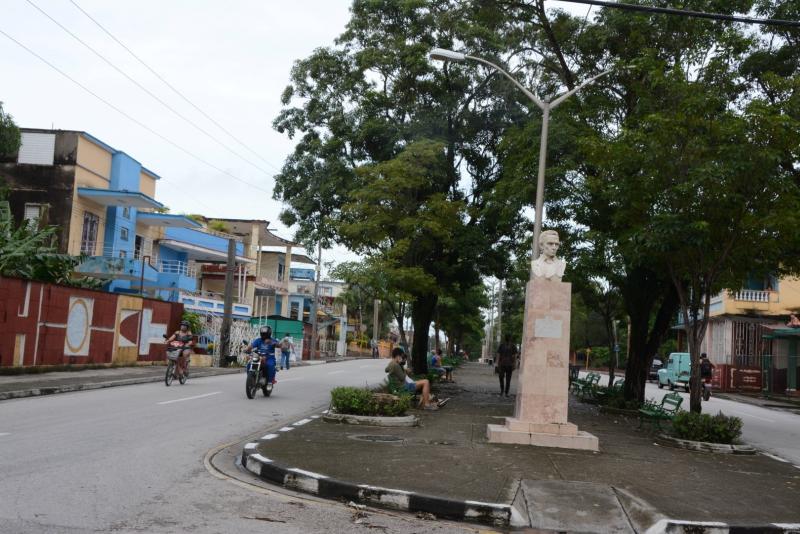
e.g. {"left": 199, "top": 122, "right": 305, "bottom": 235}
{"left": 386, "top": 348, "right": 438, "bottom": 410}
{"left": 431, "top": 349, "right": 454, "bottom": 382}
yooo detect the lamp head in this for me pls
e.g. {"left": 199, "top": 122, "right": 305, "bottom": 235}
{"left": 429, "top": 48, "right": 465, "bottom": 62}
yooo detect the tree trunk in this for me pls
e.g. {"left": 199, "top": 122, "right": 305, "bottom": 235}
{"left": 411, "top": 293, "right": 437, "bottom": 374}
{"left": 622, "top": 269, "right": 679, "bottom": 404}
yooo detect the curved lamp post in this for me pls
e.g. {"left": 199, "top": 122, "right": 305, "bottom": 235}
{"left": 429, "top": 48, "right": 611, "bottom": 265}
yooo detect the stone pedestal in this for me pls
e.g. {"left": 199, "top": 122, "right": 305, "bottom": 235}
{"left": 487, "top": 278, "right": 598, "bottom": 451}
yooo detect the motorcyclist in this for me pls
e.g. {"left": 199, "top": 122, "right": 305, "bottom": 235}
{"left": 165, "top": 320, "right": 194, "bottom": 379}
{"left": 245, "top": 326, "right": 278, "bottom": 385}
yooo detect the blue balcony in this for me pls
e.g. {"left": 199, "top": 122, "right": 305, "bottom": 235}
{"left": 76, "top": 254, "right": 158, "bottom": 283}
{"left": 151, "top": 261, "right": 198, "bottom": 292}
{"left": 162, "top": 227, "right": 247, "bottom": 262}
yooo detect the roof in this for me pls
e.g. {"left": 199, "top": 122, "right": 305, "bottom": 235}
{"left": 19, "top": 129, "right": 163, "bottom": 180}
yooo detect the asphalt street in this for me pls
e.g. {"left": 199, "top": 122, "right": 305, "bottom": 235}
{"left": 587, "top": 371, "right": 800, "bottom": 466}
{"left": 0, "top": 360, "right": 474, "bottom": 534}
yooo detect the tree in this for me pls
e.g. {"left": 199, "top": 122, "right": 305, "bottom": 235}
{"left": 0, "top": 102, "right": 21, "bottom": 157}
{"left": 437, "top": 282, "right": 488, "bottom": 356}
{"left": 629, "top": 67, "right": 800, "bottom": 412}
{"left": 273, "top": 1, "right": 536, "bottom": 372}
{"left": 0, "top": 201, "right": 101, "bottom": 288}
{"left": 331, "top": 259, "right": 410, "bottom": 347}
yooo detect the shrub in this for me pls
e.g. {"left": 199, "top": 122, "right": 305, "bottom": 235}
{"left": 671, "top": 411, "right": 743, "bottom": 444}
{"left": 597, "top": 388, "right": 641, "bottom": 410}
{"left": 330, "top": 386, "right": 410, "bottom": 417}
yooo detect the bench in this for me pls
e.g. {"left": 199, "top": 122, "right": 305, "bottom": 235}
{"left": 571, "top": 372, "right": 601, "bottom": 400}
{"left": 638, "top": 392, "right": 683, "bottom": 431}
{"left": 595, "top": 378, "right": 625, "bottom": 402}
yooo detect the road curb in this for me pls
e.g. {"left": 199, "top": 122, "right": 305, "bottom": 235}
{"left": 656, "top": 434, "right": 757, "bottom": 455}
{"left": 0, "top": 368, "right": 242, "bottom": 401}
{"left": 322, "top": 412, "right": 419, "bottom": 427}
{"left": 645, "top": 519, "right": 800, "bottom": 533}
{"left": 240, "top": 418, "right": 511, "bottom": 527}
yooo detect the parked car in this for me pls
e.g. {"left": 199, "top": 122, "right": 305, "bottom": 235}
{"left": 648, "top": 358, "right": 663, "bottom": 381}
{"left": 657, "top": 352, "right": 691, "bottom": 392}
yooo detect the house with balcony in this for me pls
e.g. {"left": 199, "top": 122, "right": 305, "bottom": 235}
{"left": 680, "top": 274, "right": 800, "bottom": 395}
{"left": 0, "top": 128, "right": 252, "bottom": 313}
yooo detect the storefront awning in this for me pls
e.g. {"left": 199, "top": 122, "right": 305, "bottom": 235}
{"left": 136, "top": 213, "right": 202, "bottom": 229}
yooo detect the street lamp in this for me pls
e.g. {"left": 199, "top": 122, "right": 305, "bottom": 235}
{"left": 429, "top": 48, "right": 611, "bottom": 265}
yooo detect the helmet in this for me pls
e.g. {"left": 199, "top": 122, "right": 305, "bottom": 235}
{"left": 179, "top": 320, "right": 190, "bottom": 327}
{"left": 259, "top": 325, "right": 272, "bottom": 339}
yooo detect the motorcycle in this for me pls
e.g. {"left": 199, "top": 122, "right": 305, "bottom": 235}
{"left": 164, "top": 337, "right": 190, "bottom": 387}
{"left": 702, "top": 376, "right": 712, "bottom": 401}
{"left": 245, "top": 341, "right": 275, "bottom": 399}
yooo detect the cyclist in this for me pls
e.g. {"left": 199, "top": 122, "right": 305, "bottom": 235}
{"left": 246, "top": 326, "right": 278, "bottom": 385}
{"left": 165, "top": 320, "right": 194, "bottom": 379}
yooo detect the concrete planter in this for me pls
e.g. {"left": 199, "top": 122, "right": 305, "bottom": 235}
{"left": 323, "top": 411, "right": 419, "bottom": 427}
{"left": 657, "top": 434, "right": 756, "bottom": 455}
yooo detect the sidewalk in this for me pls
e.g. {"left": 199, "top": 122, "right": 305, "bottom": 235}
{"left": 0, "top": 365, "right": 243, "bottom": 400}
{"left": 246, "top": 363, "right": 800, "bottom": 530}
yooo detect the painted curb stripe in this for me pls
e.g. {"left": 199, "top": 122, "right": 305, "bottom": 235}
{"left": 293, "top": 418, "right": 312, "bottom": 426}
{"left": 260, "top": 433, "right": 279, "bottom": 440}
{"left": 278, "top": 426, "right": 294, "bottom": 432}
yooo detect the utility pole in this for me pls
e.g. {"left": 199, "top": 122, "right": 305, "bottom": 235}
{"left": 487, "top": 281, "right": 496, "bottom": 362}
{"left": 309, "top": 241, "right": 322, "bottom": 360}
{"left": 218, "top": 238, "right": 236, "bottom": 367}
{"left": 372, "top": 298, "right": 380, "bottom": 358}
{"left": 496, "top": 279, "right": 503, "bottom": 346}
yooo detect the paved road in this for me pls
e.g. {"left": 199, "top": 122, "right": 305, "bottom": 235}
{"left": 584, "top": 371, "right": 800, "bottom": 466}
{"left": 0, "top": 360, "right": 472, "bottom": 534}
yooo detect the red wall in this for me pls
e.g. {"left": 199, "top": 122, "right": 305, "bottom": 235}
{"left": 0, "top": 277, "right": 183, "bottom": 367}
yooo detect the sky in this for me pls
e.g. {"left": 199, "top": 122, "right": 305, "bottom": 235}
{"left": 0, "top": 0, "right": 592, "bottom": 273}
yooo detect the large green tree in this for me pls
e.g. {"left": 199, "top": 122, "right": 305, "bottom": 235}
{"left": 273, "top": 0, "right": 537, "bottom": 372}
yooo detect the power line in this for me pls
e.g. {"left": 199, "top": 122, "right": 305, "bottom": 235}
{"left": 553, "top": 0, "right": 800, "bottom": 28}
{"left": 25, "top": 0, "right": 276, "bottom": 177}
{"left": 0, "top": 27, "right": 274, "bottom": 198}
{"left": 68, "top": 0, "right": 281, "bottom": 173}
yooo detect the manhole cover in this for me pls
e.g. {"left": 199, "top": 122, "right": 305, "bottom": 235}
{"left": 348, "top": 434, "right": 404, "bottom": 443}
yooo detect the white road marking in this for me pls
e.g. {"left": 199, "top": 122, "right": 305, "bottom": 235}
{"left": 728, "top": 411, "right": 776, "bottom": 423}
{"left": 157, "top": 392, "right": 221, "bottom": 405}
{"left": 261, "top": 434, "right": 279, "bottom": 440}
{"left": 328, "top": 370, "right": 345, "bottom": 375}
{"left": 293, "top": 418, "right": 312, "bottom": 426}
{"left": 0, "top": 433, "right": 10, "bottom": 437}
{"left": 278, "top": 427, "right": 294, "bottom": 432}
{"left": 761, "top": 452, "right": 789, "bottom": 463}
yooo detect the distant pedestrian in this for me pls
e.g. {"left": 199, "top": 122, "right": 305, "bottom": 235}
{"left": 279, "top": 333, "right": 293, "bottom": 370}
{"left": 496, "top": 335, "right": 518, "bottom": 397}
{"left": 371, "top": 339, "right": 379, "bottom": 358}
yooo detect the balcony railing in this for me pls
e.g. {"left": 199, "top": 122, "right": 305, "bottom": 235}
{"left": 158, "top": 260, "right": 196, "bottom": 278}
{"left": 734, "top": 290, "right": 770, "bottom": 303}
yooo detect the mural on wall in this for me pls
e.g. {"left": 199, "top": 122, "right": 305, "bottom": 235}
{"left": 0, "top": 277, "right": 183, "bottom": 367}
{"left": 65, "top": 297, "right": 94, "bottom": 356}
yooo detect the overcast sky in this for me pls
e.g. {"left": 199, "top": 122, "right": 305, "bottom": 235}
{"left": 0, "top": 0, "right": 591, "bottom": 270}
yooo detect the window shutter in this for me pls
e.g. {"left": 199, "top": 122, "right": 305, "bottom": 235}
{"left": 18, "top": 133, "right": 56, "bottom": 165}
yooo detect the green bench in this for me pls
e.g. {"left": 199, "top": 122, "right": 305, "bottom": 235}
{"left": 638, "top": 392, "right": 683, "bottom": 431}
{"left": 596, "top": 378, "right": 624, "bottom": 402}
{"left": 571, "top": 372, "right": 601, "bottom": 400}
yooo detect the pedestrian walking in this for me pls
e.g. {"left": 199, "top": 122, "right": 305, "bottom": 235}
{"left": 279, "top": 333, "right": 293, "bottom": 370}
{"left": 495, "top": 335, "right": 518, "bottom": 397}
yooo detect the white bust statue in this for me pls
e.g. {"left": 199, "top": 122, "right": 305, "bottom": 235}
{"left": 532, "top": 230, "right": 566, "bottom": 281}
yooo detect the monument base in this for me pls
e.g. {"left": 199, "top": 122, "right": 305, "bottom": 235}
{"left": 487, "top": 422, "right": 599, "bottom": 451}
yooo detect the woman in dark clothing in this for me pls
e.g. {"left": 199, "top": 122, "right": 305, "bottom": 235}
{"left": 495, "top": 335, "right": 518, "bottom": 397}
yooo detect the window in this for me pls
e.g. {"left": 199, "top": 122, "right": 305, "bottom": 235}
{"left": 290, "top": 301, "right": 300, "bottom": 320}
{"left": 80, "top": 212, "right": 100, "bottom": 255}
{"left": 122, "top": 207, "right": 131, "bottom": 219}
{"left": 23, "top": 203, "right": 44, "bottom": 229}
{"left": 120, "top": 227, "right": 129, "bottom": 241}
{"left": 17, "top": 132, "right": 56, "bottom": 165}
